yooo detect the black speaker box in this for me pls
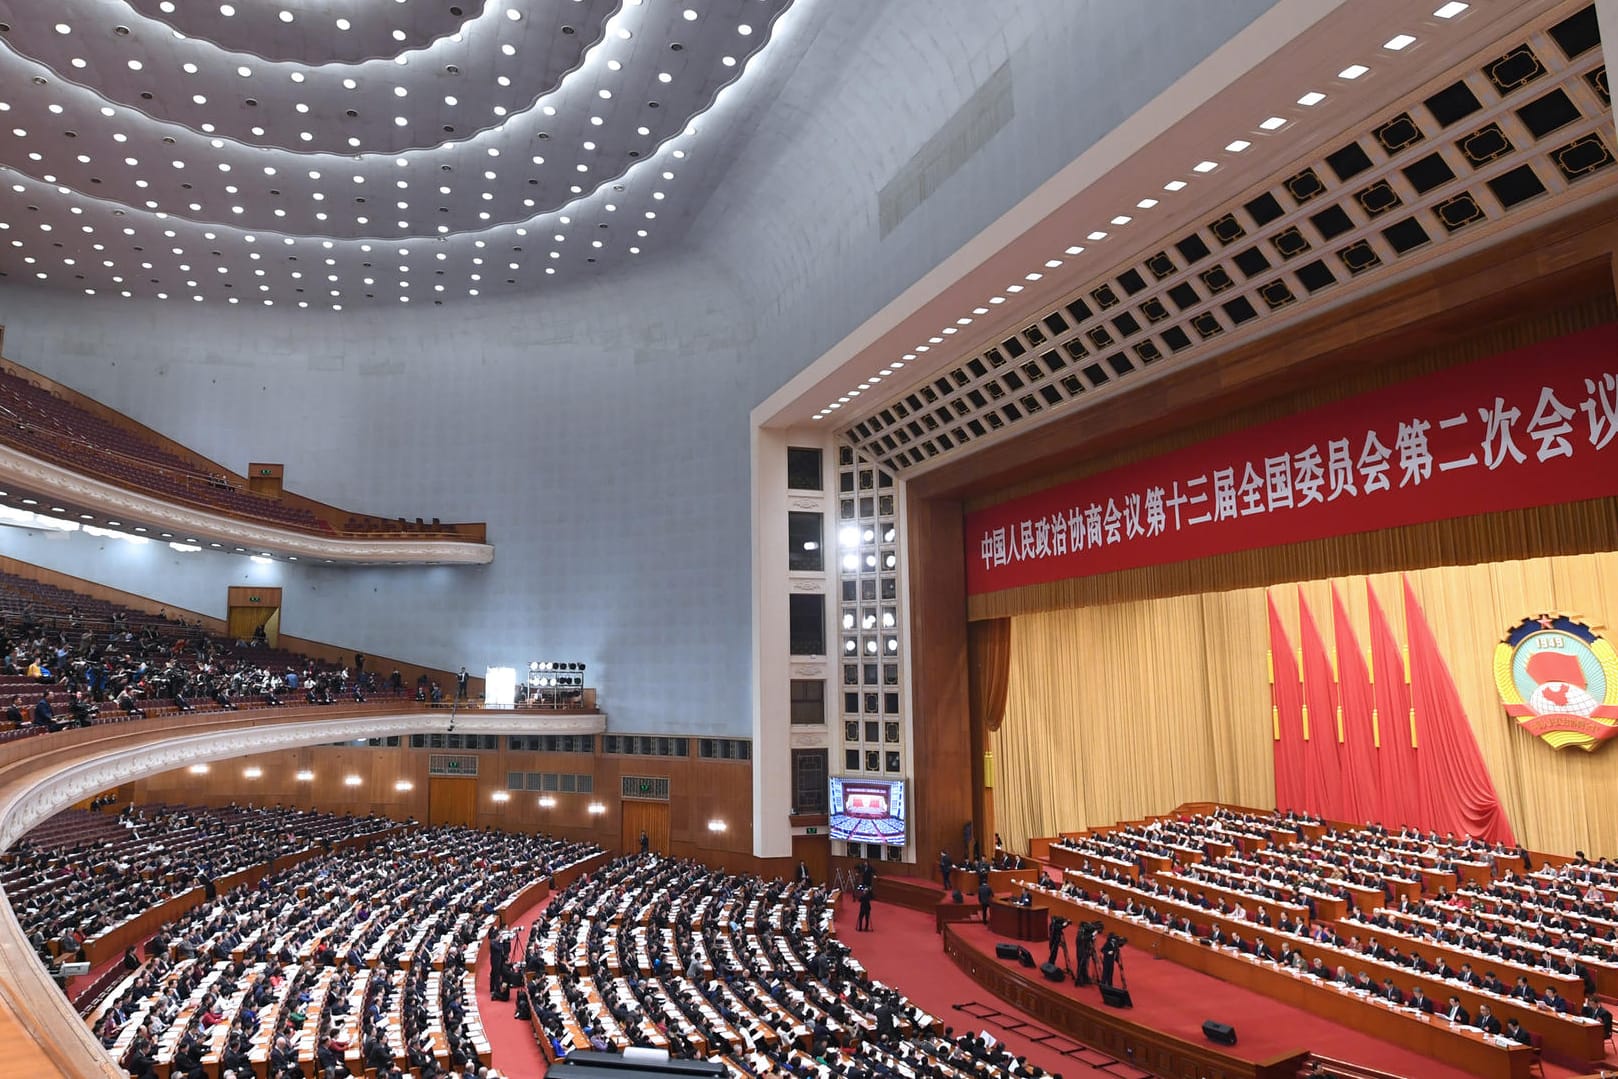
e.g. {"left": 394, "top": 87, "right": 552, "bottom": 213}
{"left": 994, "top": 942, "right": 1021, "bottom": 961}
{"left": 1202, "top": 1019, "right": 1237, "bottom": 1045}
{"left": 1039, "top": 962, "right": 1065, "bottom": 983}
{"left": 952, "top": 889, "right": 964, "bottom": 904}
{"left": 1099, "top": 985, "right": 1133, "bottom": 1008}
{"left": 1017, "top": 946, "right": 1036, "bottom": 968}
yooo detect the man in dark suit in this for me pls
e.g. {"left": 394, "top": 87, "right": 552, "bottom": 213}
{"left": 2, "top": 695, "right": 21, "bottom": 726}
{"left": 1408, "top": 987, "right": 1436, "bottom": 1013}
{"left": 1503, "top": 1017, "right": 1531, "bottom": 1045}
{"left": 1443, "top": 996, "right": 1471, "bottom": 1025}
{"left": 1509, "top": 975, "right": 1537, "bottom": 1003}
{"left": 1382, "top": 978, "right": 1405, "bottom": 1006}
{"left": 939, "top": 850, "right": 953, "bottom": 891}
{"left": 856, "top": 886, "right": 872, "bottom": 932}
{"left": 1542, "top": 986, "right": 1569, "bottom": 1013}
{"left": 1475, "top": 1004, "right": 1502, "bottom": 1035}
{"left": 32, "top": 692, "right": 61, "bottom": 732}
{"left": 977, "top": 879, "right": 993, "bottom": 922}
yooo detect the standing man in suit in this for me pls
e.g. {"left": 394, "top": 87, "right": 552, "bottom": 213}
{"left": 939, "top": 850, "right": 954, "bottom": 891}
{"left": 977, "top": 878, "right": 994, "bottom": 923}
{"left": 856, "top": 885, "right": 873, "bottom": 933}
{"left": 639, "top": 830, "right": 649, "bottom": 855}
{"left": 456, "top": 666, "right": 470, "bottom": 700}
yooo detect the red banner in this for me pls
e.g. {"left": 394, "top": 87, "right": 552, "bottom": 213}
{"left": 965, "top": 323, "right": 1618, "bottom": 595}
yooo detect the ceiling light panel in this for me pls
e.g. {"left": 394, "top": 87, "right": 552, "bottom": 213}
{"left": 0, "top": 0, "right": 794, "bottom": 307}
{"left": 837, "top": 2, "right": 1615, "bottom": 473}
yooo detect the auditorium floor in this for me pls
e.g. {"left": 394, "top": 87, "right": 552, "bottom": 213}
{"left": 478, "top": 895, "right": 552, "bottom": 1079}
{"left": 847, "top": 899, "right": 1613, "bottom": 1079}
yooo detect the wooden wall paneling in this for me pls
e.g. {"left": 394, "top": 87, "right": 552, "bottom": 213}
{"left": 792, "top": 834, "right": 830, "bottom": 885}
{"left": 907, "top": 495, "right": 976, "bottom": 866}
{"left": 427, "top": 776, "right": 477, "bottom": 827}
{"left": 621, "top": 800, "right": 671, "bottom": 854}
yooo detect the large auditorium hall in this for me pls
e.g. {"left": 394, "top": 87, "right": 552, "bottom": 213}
{"left": 0, "top": 2, "right": 1615, "bottom": 1078}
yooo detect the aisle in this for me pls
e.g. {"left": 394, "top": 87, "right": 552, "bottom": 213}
{"left": 839, "top": 899, "right": 1120, "bottom": 1078}
{"left": 475, "top": 895, "right": 553, "bottom": 1078}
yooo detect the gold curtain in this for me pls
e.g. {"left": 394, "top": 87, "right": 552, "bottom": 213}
{"left": 993, "top": 550, "right": 1618, "bottom": 858}
{"left": 968, "top": 618, "right": 1012, "bottom": 734}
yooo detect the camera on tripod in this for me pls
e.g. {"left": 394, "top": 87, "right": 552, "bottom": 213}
{"left": 1102, "top": 932, "right": 1127, "bottom": 956}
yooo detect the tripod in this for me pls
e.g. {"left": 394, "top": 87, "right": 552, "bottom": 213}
{"left": 1102, "top": 948, "right": 1129, "bottom": 995}
{"left": 1073, "top": 935, "right": 1100, "bottom": 986}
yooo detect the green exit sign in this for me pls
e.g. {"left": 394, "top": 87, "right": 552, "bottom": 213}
{"left": 804, "top": 827, "right": 818, "bottom": 835}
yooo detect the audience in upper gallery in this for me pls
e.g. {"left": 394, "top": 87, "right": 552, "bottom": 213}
{"left": 84, "top": 824, "right": 600, "bottom": 1079}
{"left": 518, "top": 852, "right": 1060, "bottom": 1079}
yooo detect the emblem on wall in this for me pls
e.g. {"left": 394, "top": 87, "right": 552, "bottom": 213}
{"left": 1495, "top": 614, "right": 1618, "bottom": 751}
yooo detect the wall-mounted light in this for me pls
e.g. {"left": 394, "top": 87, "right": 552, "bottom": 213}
{"left": 492, "top": 791, "right": 510, "bottom": 803}
{"left": 295, "top": 770, "right": 315, "bottom": 782}
{"left": 586, "top": 802, "right": 607, "bottom": 815}
{"left": 187, "top": 763, "right": 210, "bottom": 775}
{"left": 343, "top": 774, "right": 362, "bottom": 787}
{"left": 707, "top": 819, "right": 727, "bottom": 833}
{"left": 242, "top": 766, "right": 263, "bottom": 779}
{"left": 538, "top": 796, "right": 557, "bottom": 808}
{"left": 394, "top": 780, "right": 414, "bottom": 792}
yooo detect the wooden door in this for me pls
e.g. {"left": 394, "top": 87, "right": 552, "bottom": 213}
{"left": 428, "top": 777, "right": 477, "bottom": 827}
{"left": 792, "top": 834, "right": 830, "bottom": 887}
{"left": 621, "top": 800, "right": 670, "bottom": 855}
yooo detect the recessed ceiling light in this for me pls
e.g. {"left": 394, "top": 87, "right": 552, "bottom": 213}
{"left": 1064, "top": 246, "right": 1084, "bottom": 255}
{"left": 1005, "top": 284, "right": 1023, "bottom": 293}
{"left": 278, "top": 10, "right": 293, "bottom": 22}
{"left": 1111, "top": 215, "right": 1132, "bottom": 225}
{"left": 335, "top": 17, "right": 351, "bottom": 29}
{"left": 1136, "top": 198, "right": 1158, "bottom": 209}
{"left": 1087, "top": 230, "right": 1108, "bottom": 240}
{"left": 1163, "top": 179, "right": 1187, "bottom": 191}
{"left": 1024, "top": 272, "right": 1043, "bottom": 282}
{"left": 53, "top": 22, "right": 70, "bottom": 33}
{"left": 1259, "top": 116, "right": 1287, "bottom": 130}
{"left": 1044, "top": 259, "right": 1062, "bottom": 269}
{"left": 1433, "top": 2, "right": 1468, "bottom": 18}
{"left": 1224, "top": 140, "right": 1251, "bottom": 152}
{"left": 1384, "top": 34, "right": 1416, "bottom": 50}
{"left": 683, "top": 8, "right": 699, "bottom": 19}
{"left": 1338, "top": 64, "right": 1369, "bottom": 80}
{"left": 1297, "top": 91, "right": 1326, "bottom": 106}
{"left": 1192, "top": 161, "right": 1218, "bottom": 173}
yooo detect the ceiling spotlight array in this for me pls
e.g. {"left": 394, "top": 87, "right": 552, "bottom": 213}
{"left": 813, "top": 2, "right": 1470, "bottom": 421}
{"left": 0, "top": 0, "right": 794, "bottom": 307}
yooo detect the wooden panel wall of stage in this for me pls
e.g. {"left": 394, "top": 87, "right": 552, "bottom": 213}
{"left": 992, "top": 550, "right": 1618, "bottom": 859}
{"left": 128, "top": 742, "right": 757, "bottom": 863}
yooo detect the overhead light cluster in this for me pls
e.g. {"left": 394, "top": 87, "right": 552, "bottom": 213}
{"left": 813, "top": 2, "right": 1469, "bottom": 421}
{"left": 0, "top": 0, "right": 795, "bottom": 307}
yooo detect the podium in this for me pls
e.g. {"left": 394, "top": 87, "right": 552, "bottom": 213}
{"left": 988, "top": 900, "right": 1048, "bottom": 942}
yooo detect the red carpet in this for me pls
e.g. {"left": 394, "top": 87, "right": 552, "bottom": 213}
{"left": 476, "top": 896, "right": 552, "bottom": 1077}
{"left": 839, "top": 899, "right": 1123, "bottom": 1077}
{"left": 853, "top": 901, "right": 1614, "bottom": 1079}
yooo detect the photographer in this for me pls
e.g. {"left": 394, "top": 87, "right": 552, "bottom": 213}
{"left": 1047, "top": 915, "right": 1071, "bottom": 972}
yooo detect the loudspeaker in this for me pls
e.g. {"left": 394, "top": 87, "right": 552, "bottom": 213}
{"left": 1017, "top": 946, "right": 1036, "bottom": 968}
{"left": 1099, "top": 985, "right": 1134, "bottom": 1008}
{"left": 952, "top": 889, "right": 964, "bottom": 904}
{"left": 1201, "top": 1020, "right": 1237, "bottom": 1046}
{"left": 1040, "top": 962, "right": 1065, "bottom": 983}
{"left": 995, "top": 942, "right": 1021, "bottom": 961}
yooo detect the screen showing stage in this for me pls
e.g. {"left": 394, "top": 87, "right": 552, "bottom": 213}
{"left": 828, "top": 777, "right": 907, "bottom": 844}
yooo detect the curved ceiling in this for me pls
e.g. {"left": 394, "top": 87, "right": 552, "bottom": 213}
{"left": 0, "top": 0, "right": 793, "bottom": 309}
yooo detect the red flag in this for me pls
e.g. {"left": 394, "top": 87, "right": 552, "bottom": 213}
{"left": 1299, "top": 588, "right": 1346, "bottom": 821}
{"left": 1402, "top": 577, "right": 1515, "bottom": 844}
{"left": 1332, "top": 584, "right": 1381, "bottom": 826}
{"left": 1267, "top": 591, "right": 1307, "bottom": 814}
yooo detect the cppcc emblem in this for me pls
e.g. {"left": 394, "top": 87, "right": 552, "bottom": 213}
{"left": 1495, "top": 613, "right": 1618, "bottom": 752}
